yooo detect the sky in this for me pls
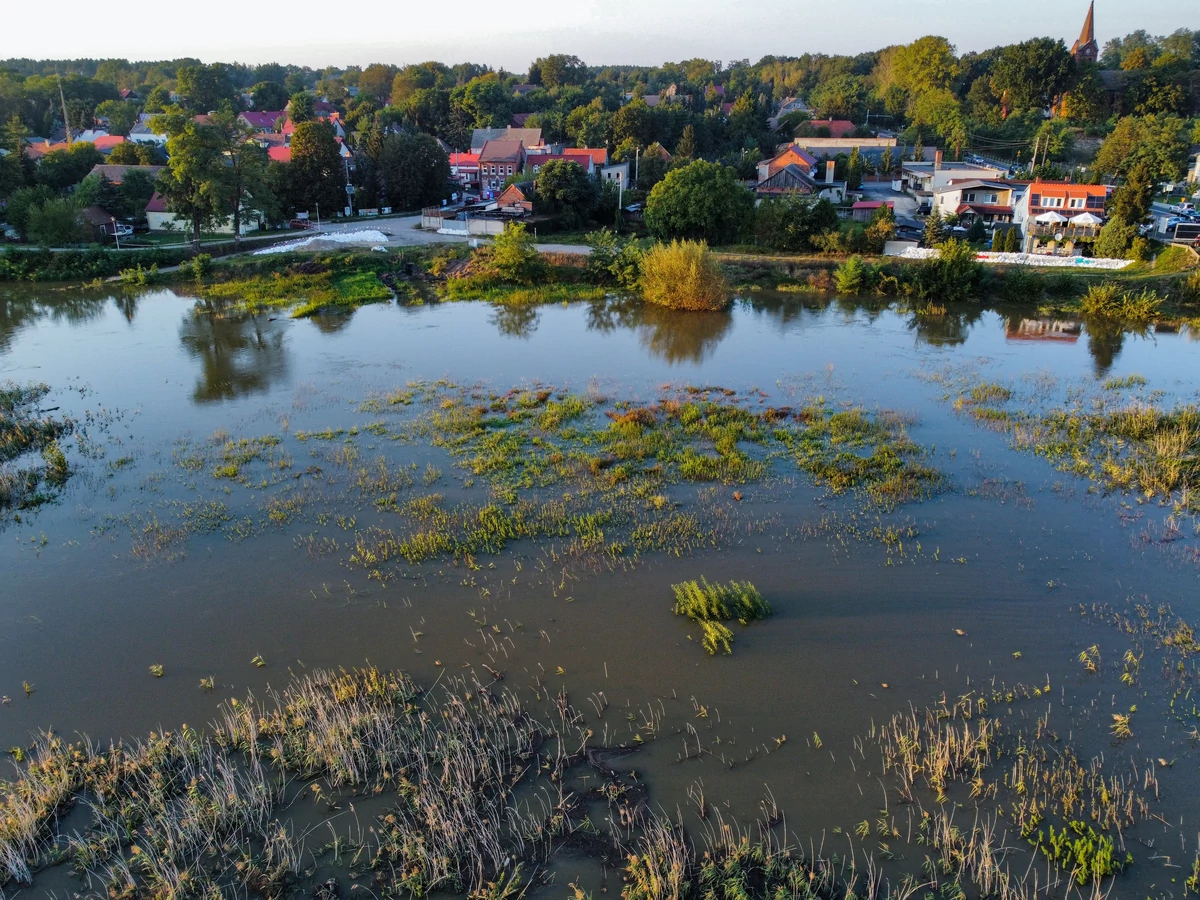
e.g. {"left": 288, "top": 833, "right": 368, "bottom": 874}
{"left": 1, "top": 0, "right": 1193, "bottom": 71}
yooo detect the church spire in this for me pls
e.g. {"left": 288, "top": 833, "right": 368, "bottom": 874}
{"left": 1079, "top": 1, "right": 1095, "bottom": 46}
{"left": 1071, "top": 2, "right": 1098, "bottom": 64}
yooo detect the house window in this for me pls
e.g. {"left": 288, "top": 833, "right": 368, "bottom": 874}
{"left": 1069, "top": 198, "right": 1084, "bottom": 208}
{"left": 1046, "top": 197, "right": 1062, "bottom": 207}
{"left": 965, "top": 192, "right": 976, "bottom": 202}
{"left": 1030, "top": 194, "right": 1041, "bottom": 207}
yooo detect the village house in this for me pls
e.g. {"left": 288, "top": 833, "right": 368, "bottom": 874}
{"left": 449, "top": 152, "right": 481, "bottom": 192}
{"left": 129, "top": 114, "right": 168, "bottom": 146}
{"left": 523, "top": 153, "right": 594, "bottom": 177}
{"left": 932, "top": 180, "right": 1021, "bottom": 226}
{"left": 238, "top": 111, "right": 286, "bottom": 133}
{"left": 85, "top": 164, "right": 165, "bottom": 184}
{"left": 756, "top": 160, "right": 846, "bottom": 203}
{"left": 757, "top": 145, "right": 818, "bottom": 182}
{"left": 564, "top": 147, "right": 609, "bottom": 169}
{"left": 600, "top": 161, "right": 631, "bottom": 191}
{"left": 1012, "top": 179, "right": 1111, "bottom": 251}
{"left": 850, "top": 200, "right": 894, "bottom": 223}
{"left": 470, "top": 127, "right": 545, "bottom": 154}
{"left": 478, "top": 140, "right": 527, "bottom": 196}
{"left": 768, "top": 96, "right": 809, "bottom": 129}
{"left": 797, "top": 119, "right": 856, "bottom": 139}
{"left": 144, "top": 192, "right": 265, "bottom": 234}
{"left": 495, "top": 182, "right": 533, "bottom": 215}
{"left": 900, "top": 152, "right": 1009, "bottom": 206}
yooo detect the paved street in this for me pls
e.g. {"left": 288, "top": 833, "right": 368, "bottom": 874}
{"left": 312, "top": 215, "right": 591, "bottom": 255}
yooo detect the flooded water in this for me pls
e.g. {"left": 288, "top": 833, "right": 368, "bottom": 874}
{"left": 2, "top": 285, "right": 1200, "bottom": 898}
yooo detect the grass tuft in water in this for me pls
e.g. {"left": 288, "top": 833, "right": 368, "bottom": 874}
{"left": 672, "top": 578, "right": 770, "bottom": 654}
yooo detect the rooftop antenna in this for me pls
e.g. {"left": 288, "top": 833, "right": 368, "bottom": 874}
{"left": 57, "top": 72, "right": 72, "bottom": 144}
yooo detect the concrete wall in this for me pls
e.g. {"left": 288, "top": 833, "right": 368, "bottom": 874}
{"left": 793, "top": 137, "right": 896, "bottom": 149}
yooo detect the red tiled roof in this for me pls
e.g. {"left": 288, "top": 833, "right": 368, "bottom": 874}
{"left": 564, "top": 147, "right": 608, "bottom": 166}
{"left": 25, "top": 141, "right": 70, "bottom": 159}
{"left": 93, "top": 135, "right": 126, "bottom": 152}
{"left": 449, "top": 152, "right": 480, "bottom": 168}
{"left": 852, "top": 200, "right": 894, "bottom": 210}
{"left": 268, "top": 146, "right": 292, "bottom": 163}
{"left": 807, "top": 119, "right": 856, "bottom": 138}
{"left": 145, "top": 192, "right": 168, "bottom": 213}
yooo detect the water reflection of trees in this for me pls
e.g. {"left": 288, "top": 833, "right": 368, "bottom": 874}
{"left": 490, "top": 304, "right": 541, "bottom": 339}
{"left": 178, "top": 312, "right": 289, "bottom": 403}
{"left": 905, "top": 303, "right": 985, "bottom": 346}
{"left": 585, "top": 296, "right": 732, "bottom": 364}
{"left": 0, "top": 289, "right": 113, "bottom": 354}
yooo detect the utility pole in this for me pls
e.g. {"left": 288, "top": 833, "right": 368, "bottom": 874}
{"left": 57, "top": 73, "right": 72, "bottom": 144}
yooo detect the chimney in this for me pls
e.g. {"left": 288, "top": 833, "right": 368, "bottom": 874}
{"left": 934, "top": 150, "right": 943, "bottom": 170}
{"left": 826, "top": 160, "right": 836, "bottom": 183}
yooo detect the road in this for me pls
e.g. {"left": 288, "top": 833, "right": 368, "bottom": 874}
{"left": 313, "top": 214, "right": 591, "bottom": 255}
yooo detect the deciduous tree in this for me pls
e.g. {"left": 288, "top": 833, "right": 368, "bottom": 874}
{"left": 644, "top": 159, "right": 754, "bottom": 244}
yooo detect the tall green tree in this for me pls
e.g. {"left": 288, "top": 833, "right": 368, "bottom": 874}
{"left": 285, "top": 121, "right": 344, "bottom": 217}
{"left": 94, "top": 99, "right": 139, "bottom": 136}
{"left": 289, "top": 92, "right": 315, "bottom": 124}
{"left": 644, "top": 160, "right": 754, "bottom": 244}
{"left": 176, "top": 64, "right": 235, "bottom": 112}
{"left": 1093, "top": 114, "right": 1188, "bottom": 182}
{"left": 989, "top": 38, "right": 1075, "bottom": 110}
{"left": 675, "top": 124, "right": 695, "bottom": 159}
{"left": 533, "top": 159, "right": 598, "bottom": 227}
{"left": 376, "top": 131, "right": 450, "bottom": 210}
{"left": 156, "top": 115, "right": 229, "bottom": 245}
{"left": 250, "top": 81, "right": 289, "bottom": 112}
{"left": 211, "top": 111, "right": 275, "bottom": 242}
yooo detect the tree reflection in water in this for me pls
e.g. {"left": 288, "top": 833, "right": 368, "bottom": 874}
{"left": 0, "top": 289, "right": 112, "bottom": 354}
{"left": 585, "top": 296, "right": 732, "bottom": 364}
{"left": 490, "top": 303, "right": 541, "bottom": 339}
{"left": 178, "top": 310, "right": 289, "bottom": 403}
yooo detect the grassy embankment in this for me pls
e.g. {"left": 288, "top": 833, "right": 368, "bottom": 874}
{"left": 166, "top": 252, "right": 403, "bottom": 318}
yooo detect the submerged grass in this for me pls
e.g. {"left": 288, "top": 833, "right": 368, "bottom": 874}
{"left": 946, "top": 375, "right": 1200, "bottom": 511}
{"left": 1, "top": 381, "right": 76, "bottom": 514}
{"left": 672, "top": 578, "right": 770, "bottom": 654}
{"left": 187, "top": 254, "right": 395, "bottom": 318}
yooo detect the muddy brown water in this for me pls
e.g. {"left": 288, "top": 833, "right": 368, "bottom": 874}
{"left": 2, "top": 286, "right": 1200, "bottom": 897}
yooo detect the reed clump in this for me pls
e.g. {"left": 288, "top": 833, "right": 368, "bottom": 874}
{"left": 640, "top": 240, "right": 730, "bottom": 311}
{"left": 1079, "top": 283, "right": 1163, "bottom": 324}
{"left": 672, "top": 578, "right": 770, "bottom": 654}
{"left": 0, "top": 665, "right": 644, "bottom": 898}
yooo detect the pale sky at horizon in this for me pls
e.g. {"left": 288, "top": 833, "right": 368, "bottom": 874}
{"left": 2, "top": 0, "right": 1194, "bottom": 72}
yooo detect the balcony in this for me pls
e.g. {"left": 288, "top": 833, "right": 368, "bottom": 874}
{"left": 1029, "top": 223, "right": 1102, "bottom": 240}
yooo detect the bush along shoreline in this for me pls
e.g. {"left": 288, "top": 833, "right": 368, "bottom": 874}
{"left": 12, "top": 224, "right": 1196, "bottom": 328}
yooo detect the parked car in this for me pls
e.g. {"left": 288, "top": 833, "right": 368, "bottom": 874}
{"left": 102, "top": 221, "right": 134, "bottom": 238}
{"left": 1171, "top": 202, "right": 1195, "bottom": 214}
{"left": 289, "top": 218, "right": 318, "bottom": 230}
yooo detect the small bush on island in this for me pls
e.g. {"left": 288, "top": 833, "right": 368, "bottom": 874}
{"left": 1079, "top": 283, "right": 1163, "bottom": 323}
{"left": 640, "top": 239, "right": 729, "bottom": 311}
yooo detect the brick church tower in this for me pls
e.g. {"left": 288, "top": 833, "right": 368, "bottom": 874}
{"left": 1070, "top": 2, "right": 1099, "bottom": 64}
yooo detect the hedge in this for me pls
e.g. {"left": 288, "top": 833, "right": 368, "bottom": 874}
{"left": 0, "top": 247, "right": 198, "bottom": 282}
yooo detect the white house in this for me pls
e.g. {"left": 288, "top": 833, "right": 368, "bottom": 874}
{"left": 145, "top": 192, "right": 264, "bottom": 235}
